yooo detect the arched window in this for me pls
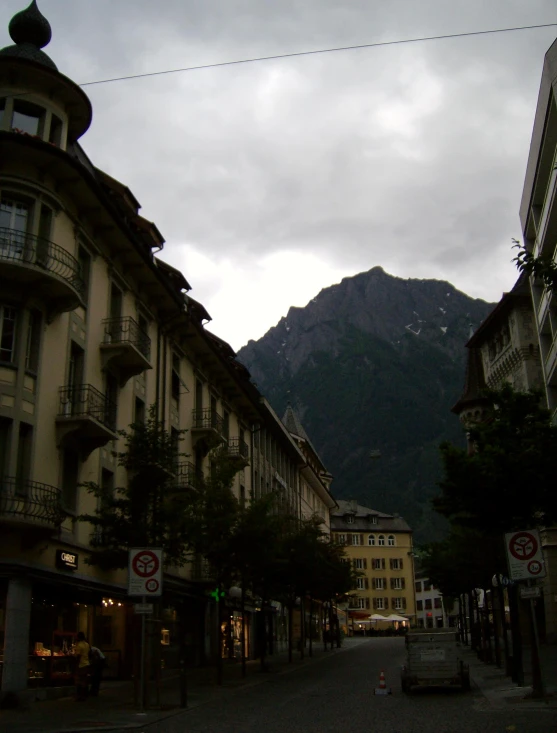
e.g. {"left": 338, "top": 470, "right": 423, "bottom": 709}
{"left": 388, "top": 535, "right": 395, "bottom": 546}
{"left": 378, "top": 535, "right": 385, "bottom": 546}
{"left": 368, "top": 534, "right": 375, "bottom": 546}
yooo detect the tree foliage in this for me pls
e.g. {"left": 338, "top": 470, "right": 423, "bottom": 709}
{"left": 434, "top": 384, "right": 557, "bottom": 534}
{"left": 78, "top": 406, "right": 190, "bottom": 569}
{"left": 513, "top": 239, "right": 557, "bottom": 293}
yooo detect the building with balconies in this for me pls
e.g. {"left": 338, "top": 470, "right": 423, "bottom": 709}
{"left": 0, "top": 2, "right": 337, "bottom": 701}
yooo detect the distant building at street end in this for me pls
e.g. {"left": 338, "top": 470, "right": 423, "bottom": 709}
{"left": 414, "top": 574, "right": 459, "bottom": 629}
{"left": 330, "top": 500, "right": 416, "bottom": 629}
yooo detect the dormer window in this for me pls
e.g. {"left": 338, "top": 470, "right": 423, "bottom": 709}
{"left": 346, "top": 514, "right": 354, "bottom": 524}
{"left": 369, "top": 515, "right": 377, "bottom": 525}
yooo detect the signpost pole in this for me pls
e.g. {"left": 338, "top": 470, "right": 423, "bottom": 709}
{"left": 527, "top": 581, "right": 545, "bottom": 698}
{"left": 140, "top": 595, "right": 146, "bottom": 713}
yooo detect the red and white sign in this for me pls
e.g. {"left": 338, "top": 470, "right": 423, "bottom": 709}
{"left": 128, "top": 548, "right": 163, "bottom": 597}
{"left": 505, "top": 530, "right": 546, "bottom": 581}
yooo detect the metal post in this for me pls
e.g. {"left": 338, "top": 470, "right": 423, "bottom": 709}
{"left": 528, "top": 589, "right": 545, "bottom": 698}
{"left": 139, "top": 596, "right": 146, "bottom": 713}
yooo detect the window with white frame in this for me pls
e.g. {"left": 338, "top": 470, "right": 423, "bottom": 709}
{"left": 393, "top": 597, "right": 407, "bottom": 610}
{"left": 373, "top": 597, "right": 385, "bottom": 610}
{"left": 350, "top": 597, "right": 366, "bottom": 609}
{"left": 372, "top": 558, "right": 385, "bottom": 570}
{"left": 337, "top": 534, "right": 346, "bottom": 545}
{"left": 373, "top": 577, "right": 385, "bottom": 590}
{"left": 0, "top": 305, "right": 18, "bottom": 363}
{"left": 368, "top": 534, "right": 375, "bottom": 546}
{"left": 378, "top": 535, "right": 385, "bottom": 546}
{"left": 354, "top": 558, "right": 364, "bottom": 570}
{"left": 388, "top": 535, "right": 395, "bottom": 546}
{"left": 391, "top": 577, "right": 404, "bottom": 590}
{"left": 390, "top": 558, "right": 403, "bottom": 570}
{"left": 357, "top": 578, "right": 365, "bottom": 590}
{"left": 351, "top": 534, "right": 361, "bottom": 546}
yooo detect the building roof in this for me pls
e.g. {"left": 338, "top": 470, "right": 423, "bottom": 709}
{"left": 330, "top": 499, "right": 412, "bottom": 533}
{"left": 282, "top": 403, "right": 310, "bottom": 441}
{"left": 451, "top": 347, "right": 487, "bottom": 415}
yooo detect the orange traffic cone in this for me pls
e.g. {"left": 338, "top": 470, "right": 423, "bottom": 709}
{"left": 374, "top": 669, "right": 392, "bottom": 695}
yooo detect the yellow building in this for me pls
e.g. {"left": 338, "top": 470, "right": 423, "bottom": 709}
{"left": 0, "top": 1, "right": 334, "bottom": 700}
{"left": 330, "top": 500, "right": 416, "bottom": 631}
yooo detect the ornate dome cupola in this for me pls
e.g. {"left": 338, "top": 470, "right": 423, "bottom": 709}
{"left": 0, "top": 0, "right": 57, "bottom": 70}
{"left": 0, "top": 0, "right": 92, "bottom": 142}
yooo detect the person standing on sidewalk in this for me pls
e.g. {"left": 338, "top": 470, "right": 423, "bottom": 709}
{"left": 73, "top": 632, "right": 91, "bottom": 701}
{"left": 89, "top": 646, "right": 106, "bottom": 697}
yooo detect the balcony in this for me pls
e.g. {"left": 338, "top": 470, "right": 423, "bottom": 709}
{"left": 172, "top": 461, "right": 202, "bottom": 491}
{"left": 191, "top": 408, "right": 226, "bottom": 455}
{"left": 56, "top": 384, "right": 118, "bottom": 457}
{"left": 100, "top": 317, "right": 152, "bottom": 385}
{"left": 0, "top": 476, "right": 62, "bottom": 531}
{"left": 221, "top": 437, "right": 250, "bottom": 467}
{"left": 0, "top": 228, "right": 84, "bottom": 319}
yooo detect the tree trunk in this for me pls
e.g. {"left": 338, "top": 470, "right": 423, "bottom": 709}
{"left": 288, "top": 604, "right": 293, "bottom": 663}
{"left": 241, "top": 583, "right": 246, "bottom": 678}
{"left": 299, "top": 598, "right": 305, "bottom": 660}
{"left": 496, "top": 576, "right": 511, "bottom": 676}
{"left": 308, "top": 597, "right": 313, "bottom": 658}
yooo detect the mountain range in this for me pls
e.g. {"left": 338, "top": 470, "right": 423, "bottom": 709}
{"left": 237, "top": 266, "right": 495, "bottom": 544}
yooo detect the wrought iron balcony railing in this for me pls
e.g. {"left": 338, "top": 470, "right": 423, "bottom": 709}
{"left": 58, "top": 384, "right": 117, "bottom": 431}
{"left": 192, "top": 408, "right": 224, "bottom": 435}
{"left": 0, "top": 476, "right": 62, "bottom": 527}
{"left": 0, "top": 227, "right": 85, "bottom": 297}
{"left": 102, "top": 317, "right": 151, "bottom": 360}
{"left": 173, "top": 460, "right": 202, "bottom": 490}
{"left": 225, "top": 437, "right": 249, "bottom": 460}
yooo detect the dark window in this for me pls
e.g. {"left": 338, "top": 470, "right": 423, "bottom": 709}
{"left": 38, "top": 204, "right": 52, "bottom": 241}
{"left": 223, "top": 411, "right": 230, "bottom": 440}
{"left": 434, "top": 598, "right": 442, "bottom": 609}
{"left": 15, "top": 422, "right": 32, "bottom": 487}
{"left": 48, "top": 114, "right": 63, "bottom": 146}
{"left": 12, "top": 100, "right": 45, "bottom": 136}
{"left": 25, "top": 309, "right": 41, "bottom": 372}
{"left": 195, "top": 378, "right": 203, "bottom": 412}
{"left": 0, "top": 418, "right": 11, "bottom": 479}
{"left": 425, "top": 599, "right": 432, "bottom": 610}
{"left": 105, "top": 372, "right": 118, "bottom": 424}
{"left": 134, "top": 396, "right": 145, "bottom": 424}
{"left": 170, "top": 427, "right": 180, "bottom": 471}
{"left": 101, "top": 468, "right": 114, "bottom": 504}
{"left": 417, "top": 600, "right": 423, "bottom": 611}
{"left": 171, "top": 354, "right": 180, "bottom": 404}
{"left": 77, "top": 247, "right": 91, "bottom": 303}
{"left": 423, "top": 581, "right": 432, "bottom": 591}
{"left": 239, "top": 485, "right": 246, "bottom": 509}
{"left": 62, "top": 449, "right": 79, "bottom": 511}
{"left": 415, "top": 581, "right": 422, "bottom": 593}
{"left": 68, "top": 342, "right": 84, "bottom": 387}
{"left": 0, "top": 305, "right": 17, "bottom": 363}
{"left": 109, "top": 283, "right": 122, "bottom": 320}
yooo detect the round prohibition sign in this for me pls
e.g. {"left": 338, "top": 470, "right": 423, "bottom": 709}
{"left": 145, "top": 578, "right": 160, "bottom": 593}
{"left": 132, "top": 550, "right": 160, "bottom": 578}
{"left": 527, "top": 560, "right": 543, "bottom": 576}
{"left": 509, "top": 532, "right": 538, "bottom": 561}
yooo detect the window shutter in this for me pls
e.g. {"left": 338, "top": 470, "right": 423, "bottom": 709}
{"left": 384, "top": 597, "right": 389, "bottom": 609}
{"left": 402, "top": 597, "right": 407, "bottom": 609}
{"left": 401, "top": 578, "right": 406, "bottom": 589}
{"left": 373, "top": 597, "right": 378, "bottom": 609}
{"left": 382, "top": 558, "right": 386, "bottom": 570}
{"left": 390, "top": 577, "right": 394, "bottom": 590}
{"left": 389, "top": 558, "right": 393, "bottom": 570}
{"left": 352, "top": 559, "right": 357, "bottom": 569}
{"left": 360, "top": 534, "right": 364, "bottom": 545}
{"left": 366, "top": 598, "right": 370, "bottom": 609}
{"left": 372, "top": 578, "right": 376, "bottom": 590}
{"left": 365, "top": 578, "right": 369, "bottom": 590}
{"left": 400, "top": 558, "right": 403, "bottom": 570}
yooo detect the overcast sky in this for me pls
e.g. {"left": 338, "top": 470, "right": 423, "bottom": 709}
{"left": 2, "top": 1, "right": 556, "bottom": 350}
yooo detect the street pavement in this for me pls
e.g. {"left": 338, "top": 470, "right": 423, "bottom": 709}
{"left": 2, "top": 637, "right": 557, "bottom": 733}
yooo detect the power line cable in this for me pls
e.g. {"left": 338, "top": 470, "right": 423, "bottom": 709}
{"left": 80, "top": 22, "right": 557, "bottom": 88}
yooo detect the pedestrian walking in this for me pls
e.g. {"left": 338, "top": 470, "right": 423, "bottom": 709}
{"left": 73, "top": 631, "right": 91, "bottom": 701}
{"left": 89, "top": 646, "right": 106, "bottom": 697}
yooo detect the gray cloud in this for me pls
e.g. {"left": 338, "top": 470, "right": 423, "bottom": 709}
{"left": 1, "top": 0, "right": 556, "bottom": 344}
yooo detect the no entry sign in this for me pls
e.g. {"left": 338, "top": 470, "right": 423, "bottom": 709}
{"left": 505, "top": 530, "right": 546, "bottom": 581}
{"left": 128, "top": 548, "right": 163, "bottom": 597}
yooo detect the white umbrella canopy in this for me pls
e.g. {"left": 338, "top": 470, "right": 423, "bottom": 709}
{"left": 369, "top": 614, "right": 389, "bottom": 621}
{"left": 385, "top": 613, "right": 409, "bottom": 622}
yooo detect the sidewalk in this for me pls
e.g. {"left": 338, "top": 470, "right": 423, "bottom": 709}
{"left": 463, "top": 642, "right": 557, "bottom": 711}
{"left": 0, "top": 639, "right": 368, "bottom": 733}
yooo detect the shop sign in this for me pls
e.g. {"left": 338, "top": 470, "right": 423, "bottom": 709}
{"left": 519, "top": 586, "right": 541, "bottom": 600}
{"left": 134, "top": 603, "right": 154, "bottom": 615}
{"left": 56, "top": 550, "right": 78, "bottom": 570}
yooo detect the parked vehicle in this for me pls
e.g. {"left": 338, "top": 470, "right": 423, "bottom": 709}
{"left": 401, "top": 629, "right": 470, "bottom": 693}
